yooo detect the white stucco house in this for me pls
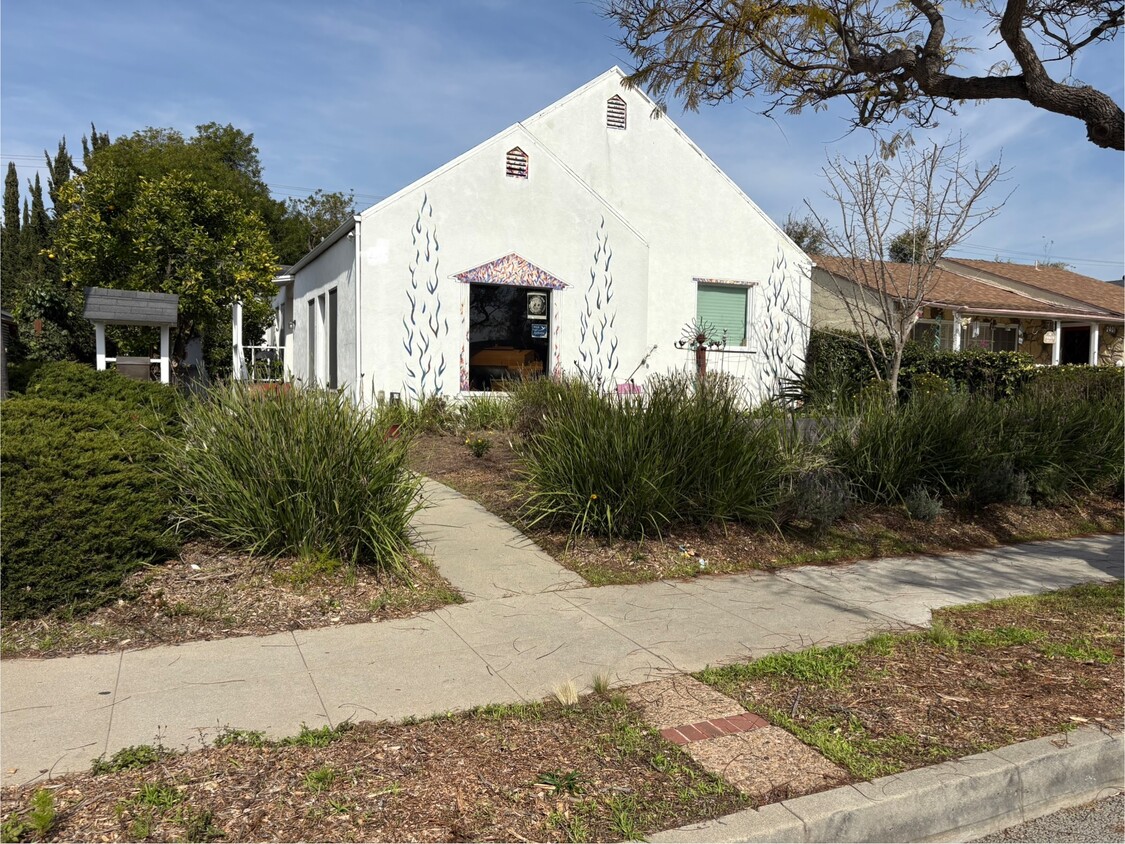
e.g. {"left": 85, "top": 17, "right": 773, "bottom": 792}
{"left": 262, "top": 68, "right": 811, "bottom": 404}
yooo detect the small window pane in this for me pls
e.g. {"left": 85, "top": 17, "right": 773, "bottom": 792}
{"left": 697, "top": 284, "right": 747, "bottom": 346}
{"left": 992, "top": 325, "right": 1018, "bottom": 352}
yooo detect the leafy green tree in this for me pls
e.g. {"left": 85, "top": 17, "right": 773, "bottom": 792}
{"left": 783, "top": 212, "right": 827, "bottom": 254}
{"left": 276, "top": 189, "right": 356, "bottom": 262}
{"left": 604, "top": 0, "right": 1124, "bottom": 150}
{"left": 888, "top": 227, "right": 934, "bottom": 264}
{"left": 57, "top": 169, "right": 277, "bottom": 362}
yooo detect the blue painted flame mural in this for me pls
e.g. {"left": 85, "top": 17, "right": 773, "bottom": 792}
{"left": 752, "top": 246, "right": 807, "bottom": 399}
{"left": 402, "top": 194, "right": 449, "bottom": 400}
{"left": 576, "top": 218, "right": 620, "bottom": 390}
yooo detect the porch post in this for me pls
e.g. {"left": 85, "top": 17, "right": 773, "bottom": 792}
{"left": 951, "top": 311, "right": 962, "bottom": 351}
{"left": 1089, "top": 322, "right": 1100, "bottom": 366}
{"left": 232, "top": 301, "right": 246, "bottom": 380}
{"left": 95, "top": 322, "right": 106, "bottom": 370}
{"left": 1051, "top": 320, "right": 1062, "bottom": 365}
{"left": 159, "top": 326, "right": 171, "bottom": 384}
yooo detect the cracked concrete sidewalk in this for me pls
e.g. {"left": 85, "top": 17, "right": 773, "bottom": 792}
{"left": 2, "top": 480, "right": 1121, "bottom": 787}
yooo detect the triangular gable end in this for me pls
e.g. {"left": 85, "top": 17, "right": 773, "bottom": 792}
{"left": 453, "top": 253, "right": 568, "bottom": 289}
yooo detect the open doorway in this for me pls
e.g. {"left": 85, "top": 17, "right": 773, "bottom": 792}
{"left": 1060, "top": 325, "right": 1091, "bottom": 365}
{"left": 468, "top": 284, "right": 550, "bottom": 390}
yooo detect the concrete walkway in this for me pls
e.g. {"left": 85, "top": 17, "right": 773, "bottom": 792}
{"left": 2, "top": 481, "right": 1121, "bottom": 787}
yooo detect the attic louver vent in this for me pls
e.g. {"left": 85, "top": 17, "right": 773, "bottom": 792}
{"left": 607, "top": 95, "right": 627, "bottom": 130}
{"left": 506, "top": 147, "right": 529, "bottom": 179}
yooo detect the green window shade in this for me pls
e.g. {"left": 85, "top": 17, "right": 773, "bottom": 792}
{"left": 696, "top": 284, "right": 747, "bottom": 346}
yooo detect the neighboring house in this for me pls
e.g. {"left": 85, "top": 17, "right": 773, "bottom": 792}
{"left": 812, "top": 256, "right": 1125, "bottom": 367}
{"left": 268, "top": 68, "right": 811, "bottom": 404}
{"left": 937, "top": 259, "right": 1125, "bottom": 366}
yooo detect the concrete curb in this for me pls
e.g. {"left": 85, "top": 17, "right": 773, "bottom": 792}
{"left": 650, "top": 725, "right": 1124, "bottom": 843}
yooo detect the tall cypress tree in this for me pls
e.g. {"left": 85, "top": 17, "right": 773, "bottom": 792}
{"left": 45, "top": 139, "right": 77, "bottom": 222}
{"left": 2, "top": 162, "right": 22, "bottom": 307}
{"left": 22, "top": 175, "right": 49, "bottom": 269}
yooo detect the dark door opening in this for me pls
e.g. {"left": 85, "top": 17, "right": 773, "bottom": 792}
{"left": 468, "top": 284, "right": 550, "bottom": 390}
{"left": 1060, "top": 325, "right": 1091, "bottom": 365}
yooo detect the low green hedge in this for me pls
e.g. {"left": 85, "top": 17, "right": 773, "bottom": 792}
{"left": 1, "top": 384, "right": 180, "bottom": 619}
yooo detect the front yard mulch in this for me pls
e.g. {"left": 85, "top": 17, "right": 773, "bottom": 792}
{"left": 1, "top": 583, "right": 1120, "bottom": 843}
{"left": 0, "top": 543, "right": 462, "bottom": 659}
{"left": 0, "top": 698, "right": 747, "bottom": 843}
{"left": 699, "top": 581, "right": 1125, "bottom": 781}
{"left": 410, "top": 432, "right": 1124, "bottom": 585}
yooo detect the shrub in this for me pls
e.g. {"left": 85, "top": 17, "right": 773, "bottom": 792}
{"left": 25, "top": 360, "right": 178, "bottom": 414}
{"left": 824, "top": 391, "right": 980, "bottom": 502}
{"left": 827, "top": 388, "right": 1123, "bottom": 505}
{"left": 1021, "top": 365, "right": 1124, "bottom": 403}
{"left": 902, "top": 349, "right": 1036, "bottom": 399}
{"left": 455, "top": 395, "right": 515, "bottom": 431}
{"left": 163, "top": 384, "right": 421, "bottom": 574}
{"left": 904, "top": 485, "right": 944, "bottom": 521}
{"left": 514, "top": 374, "right": 794, "bottom": 538}
{"left": 777, "top": 468, "right": 852, "bottom": 534}
{"left": 969, "top": 460, "right": 1031, "bottom": 506}
{"left": 1, "top": 387, "right": 179, "bottom": 619}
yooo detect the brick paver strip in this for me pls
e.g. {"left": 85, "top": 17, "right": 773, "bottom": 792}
{"left": 661, "top": 713, "right": 769, "bottom": 746}
{"left": 660, "top": 728, "right": 690, "bottom": 746}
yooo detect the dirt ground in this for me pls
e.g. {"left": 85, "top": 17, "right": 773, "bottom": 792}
{"left": 0, "top": 544, "right": 461, "bottom": 659}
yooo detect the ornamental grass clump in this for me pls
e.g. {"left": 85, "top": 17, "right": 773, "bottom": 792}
{"left": 513, "top": 373, "right": 794, "bottom": 538}
{"left": 826, "top": 387, "right": 1123, "bottom": 504}
{"left": 164, "top": 384, "right": 421, "bottom": 575}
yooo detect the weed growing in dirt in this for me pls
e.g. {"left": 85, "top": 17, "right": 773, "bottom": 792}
{"left": 279, "top": 722, "right": 353, "bottom": 748}
{"left": 465, "top": 435, "right": 493, "bottom": 458}
{"left": 473, "top": 702, "right": 544, "bottom": 721}
{"left": 304, "top": 766, "right": 337, "bottom": 794}
{"left": 91, "top": 744, "right": 164, "bottom": 775}
{"left": 213, "top": 728, "right": 268, "bottom": 748}
{"left": 179, "top": 807, "right": 224, "bottom": 842}
{"left": 135, "top": 781, "right": 183, "bottom": 810}
{"left": 536, "top": 770, "right": 583, "bottom": 795}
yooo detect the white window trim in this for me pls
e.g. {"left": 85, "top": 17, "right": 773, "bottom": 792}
{"left": 693, "top": 278, "right": 757, "bottom": 352}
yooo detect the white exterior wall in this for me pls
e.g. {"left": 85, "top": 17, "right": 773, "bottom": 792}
{"left": 356, "top": 124, "right": 650, "bottom": 402}
{"left": 288, "top": 236, "right": 357, "bottom": 389}
{"left": 291, "top": 69, "right": 809, "bottom": 405}
{"left": 525, "top": 72, "right": 811, "bottom": 399}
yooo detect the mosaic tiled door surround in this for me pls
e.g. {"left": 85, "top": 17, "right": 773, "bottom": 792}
{"left": 453, "top": 253, "right": 570, "bottom": 391}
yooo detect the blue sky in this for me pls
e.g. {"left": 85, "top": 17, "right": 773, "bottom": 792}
{"left": 2, "top": 0, "right": 1122, "bottom": 280}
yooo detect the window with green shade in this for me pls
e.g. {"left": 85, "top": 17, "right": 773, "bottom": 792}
{"left": 696, "top": 283, "right": 749, "bottom": 346}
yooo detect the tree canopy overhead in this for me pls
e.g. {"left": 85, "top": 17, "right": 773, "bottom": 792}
{"left": 604, "top": 0, "right": 1124, "bottom": 150}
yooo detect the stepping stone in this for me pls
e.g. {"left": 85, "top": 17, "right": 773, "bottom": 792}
{"left": 684, "top": 726, "right": 849, "bottom": 802}
{"left": 625, "top": 676, "right": 745, "bottom": 730}
{"left": 625, "top": 676, "right": 848, "bottom": 801}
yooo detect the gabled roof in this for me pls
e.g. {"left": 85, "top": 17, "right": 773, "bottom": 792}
{"left": 453, "top": 253, "right": 568, "bottom": 289}
{"left": 941, "top": 258, "right": 1125, "bottom": 316}
{"left": 814, "top": 256, "right": 1100, "bottom": 317}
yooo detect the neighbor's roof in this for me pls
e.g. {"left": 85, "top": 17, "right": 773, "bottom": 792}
{"left": 942, "top": 258, "right": 1125, "bottom": 316}
{"left": 814, "top": 256, "right": 1099, "bottom": 317}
